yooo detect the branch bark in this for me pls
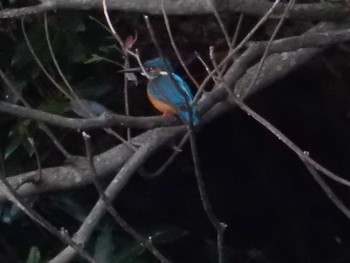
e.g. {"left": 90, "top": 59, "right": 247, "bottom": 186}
{"left": 0, "top": 101, "right": 178, "bottom": 130}
{"left": 0, "top": 0, "right": 349, "bottom": 21}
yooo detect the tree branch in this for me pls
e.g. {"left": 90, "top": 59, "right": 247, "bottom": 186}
{"left": 49, "top": 127, "right": 179, "bottom": 263}
{"left": 0, "top": 0, "right": 349, "bottom": 21}
{"left": 0, "top": 100, "right": 177, "bottom": 130}
{"left": 0, "top": 128, "right": 163, "bottom": 202}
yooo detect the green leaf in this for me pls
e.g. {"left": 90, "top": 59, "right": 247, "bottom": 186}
{"left": 48, "top": 195, "right": 89, "bottom": 223}
{"left": 51, "top": 30, "right": 89, "bottom": 63}
{"left": 4, "top": 130, "right": 23, "bottom": 160}
{"left": 26, "top": 246, "right": 41, "bottom": 263}
{"left": 5, "top": 120, "right": 35, "bottom": 159}
{"left": 85, "top": 54, "right": 107, "bottom": 64}
{"left": 74, "top": 78, "right": 112, "bottom": 98}
{"left": 38, "top": 99, "right": 68, "bottom": 115}
{"left": 52, "top": 14, "right": 86, "bottom": 33}
{"left": 113, "top": 240, "right": 146, "bottom": 263}
{"left": 22, "top": 137, "right": 35, "bottom": 157}
{"left": 11, "top": 24, "right": 47, "bottom": 71}
{"left": 1, "top": 203, "right": 22, "bottom": 224}
{"left": 150, "top": 224, "right": 189, "bottom": 244}
{"left": 94, "top": 225, "right": 114, "bottom": 263}
{"left": 98, "top": 44, "right": 119, "bottom": 53}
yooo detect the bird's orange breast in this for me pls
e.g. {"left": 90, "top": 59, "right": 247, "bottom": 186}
{"left": 147, "top": 92, "right": 177, "bottom": 116}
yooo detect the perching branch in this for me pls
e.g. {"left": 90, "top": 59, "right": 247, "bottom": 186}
{"left": 0, "top": 100, "right": 177, "bottom": 129}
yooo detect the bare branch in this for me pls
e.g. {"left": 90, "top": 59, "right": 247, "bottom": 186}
{"left": 303, "top": 162, "right": 350, "bottom": 220}
{"left": 50, "top": 128, "right": 177, "bottom": 263}
{"left": 0, "top": 100, "right": 178, "bottom": 129}
{"left": 82, "top": 132, "right": 171, "bottom": 263}
{"left": 27, "top": 137, "right": 42, "bottom": 182}
{"left": 161, "top": 0, "right": 200, "bottom": 89}
{"left": 142, "top": 132, "right": 190, "bottom": 178}
{"left": 206, "top": 0, "right": 234, "bottom": 51}
{"left": 188, "top": 127, "right": 227, "bottom": 263}
{"left": 241, "top": 0, "right": 294, "bottom": 98}
{"left": 193, "top": 0, "right": 281, "bottom": 103}
{"left": 0, "top": 127, "right": 179, "bottom": 202}
{"left": 102, "top": 0, "right": 133, "bottom": 140}
{"left": 1, "top": 0, "right": 349, "bottom": 21}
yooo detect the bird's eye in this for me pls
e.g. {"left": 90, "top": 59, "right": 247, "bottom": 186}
{"left": 147, "top": 67, "right": 154, "bottom": 71}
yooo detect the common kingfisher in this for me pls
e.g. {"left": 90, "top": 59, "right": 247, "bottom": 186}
{"left": 120, "top": 57, "right": 199, "bottom": 125}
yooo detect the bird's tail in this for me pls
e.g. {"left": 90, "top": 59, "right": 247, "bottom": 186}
{"left": 179, "top": 108, "right": 200, "bottom": 126}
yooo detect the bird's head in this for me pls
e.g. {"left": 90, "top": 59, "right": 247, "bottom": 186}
{"left": 119, "top": 57, "right": 174, "bottom": 78}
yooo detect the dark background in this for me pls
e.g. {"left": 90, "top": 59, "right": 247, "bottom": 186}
{"left": 1, "top": 9, "right": 350, "bottom": 263}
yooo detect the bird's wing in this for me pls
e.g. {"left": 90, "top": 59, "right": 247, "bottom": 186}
{"left": 170, "top": 73, "right": 193, "bottom": 101}
{"left": 148, "top": 73, "right": 193, "bottom": 107}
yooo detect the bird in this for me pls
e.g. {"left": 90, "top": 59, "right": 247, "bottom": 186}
{"left": 120, "top": 57, "right": 200, "bottom": 125}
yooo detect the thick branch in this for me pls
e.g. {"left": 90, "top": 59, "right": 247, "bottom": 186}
{"left": 0, "top": 0, "right": 349, "bottom": 21}
{"left": 0, "top": 129, "right": 157, "bottom": 202}
{"left": 0, "top": 101, "right": 176, "bottom": 130}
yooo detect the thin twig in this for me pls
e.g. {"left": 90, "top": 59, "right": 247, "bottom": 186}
{"left": 123, "top": 59, "right": 132, "bottom": 141}
{"left": 303, "top": 162, "right": 350, "bottom": 220}
{"left": 142, "top": 132, "right": 190, "bottom": 178}
{"left": 188, "top": 128, "right": 227, "bottom": 263}
{"left": 44, "top": 13, "right": 80, "bottom": 102}
{"left": 102, "top": 0, "right": 133, "bottom": 140}
{"left": 27, "top": 137, "right": 42, "bottom": 182}
{"left": 193, "top": 0, "right": 281, "bottom": 104}
{"left": 21, "top": 18, "right": 72, "bottom": 100}
{"left": 239, "top": 0, "right": 295, "bottom": 99}
{"left": 206, "top": 0, "right": 232, "bottom": 51}
{"left": 231, "top": 14, "right": 244, "bottom": 49}
{"left": 219, "top": 13, "right": 244, "bottom": 74}
{"left": 238, "top": 102, "right": 350, "bottom": 188}
{"left": 161, "top": 0, "right": 200, "bottom": 89}
{"left": 195, "top": 51, "right": 218, "bottom": 84}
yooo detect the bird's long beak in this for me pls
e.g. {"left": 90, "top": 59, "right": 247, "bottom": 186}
{"left": 118, "top": 67, "right": 142, "bottom": 73}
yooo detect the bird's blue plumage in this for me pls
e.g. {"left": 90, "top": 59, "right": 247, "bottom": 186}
{"left": 120, "top": 57, "right": 200, "bottom": 125}
{"left": 147, "top": 71, "right": 199, "bottom": 125}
